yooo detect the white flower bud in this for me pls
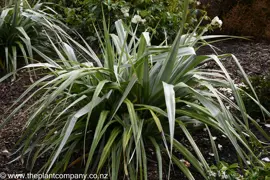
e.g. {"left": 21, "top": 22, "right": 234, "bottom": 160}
{"left": 131, "top": 15, "right": 142, "bottom": 24}
{"left": 218, "top": 144, "right": 223, "bottom": 150}
{"left": 211, "top": 16, "right": 223, "bottom": 28}
{"left": 141, "top": 19, "right": 146, "bottom": 24}
{"left": 121, "top": 7, "right": 129, "bottom": 14}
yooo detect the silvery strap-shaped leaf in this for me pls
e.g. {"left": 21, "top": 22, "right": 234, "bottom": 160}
{"left": 162, "top": 82, "right": 175, "bottom": 156}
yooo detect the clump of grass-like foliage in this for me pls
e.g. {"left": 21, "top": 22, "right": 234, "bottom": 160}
{"left": 1, "top": 0, "right": 270, "bottom": 179}
{"left": 0, "top": 0, "right": 68, "bottom": 77}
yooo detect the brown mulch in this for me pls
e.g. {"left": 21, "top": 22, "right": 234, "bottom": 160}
{"left": 198, "top": 39, "right": 270, "bottom": 80}
{"left": 0, "top": 71, "right": 35, "bottom": 175}
{"left": 0, "top": 39, "right": 270, "bottom": 179}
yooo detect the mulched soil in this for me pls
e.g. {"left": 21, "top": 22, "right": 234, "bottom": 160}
{"left": 0, "top": 71, "right": 32, "bottom": 175}
{"left": 198, "top": 39, "right": 270, "bottom": 80}
{"left": 0, "top": 39, "right": 270, "bottom": 179}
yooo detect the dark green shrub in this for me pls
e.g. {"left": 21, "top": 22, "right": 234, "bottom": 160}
{"left": 0, "top": 1, "right": 38, "bottom": 74}
{"left": 45, "top": 0, "right": 207, "bottom": 44}
{"left": 245, "top": 163, "right": 270, "bottom": 180}
{"left": 242, "top": 76, "right": 270, "bottom": 120}
{"left": 0, "top": 0, "right": 72, "bottom": 77}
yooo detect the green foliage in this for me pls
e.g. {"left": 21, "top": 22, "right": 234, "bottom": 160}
{"left": 245, "top": 163, "right": 270, "bottom": 180}
{"left": 241, "top": 76, "right": 270, "bottom": 120}
{"left": 0, "top": 0, "right": 36, "bottom": 74}
{"left": 45, "top": 0, "right": 207, "bottom": 43}
{"left": 1, "top": 1, "right": 270, "bottom": 179}
{"left": 209, "top": 161, "right": 243, "bottom": 179}
{"left": 0, "top": 0, "right": 68, "bottom": 76}
{"left": 209, "top": 161, "right": 270, "bottom": 180}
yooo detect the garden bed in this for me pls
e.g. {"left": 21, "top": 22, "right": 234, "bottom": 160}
{"left": 198, "top": 39, "right": 270, "bottom": 79}
{"left": 0, "top": 39, "right": 270, "bottom": 179}
{"left": 0, "top": 71, "right": 32, "bottom": 174}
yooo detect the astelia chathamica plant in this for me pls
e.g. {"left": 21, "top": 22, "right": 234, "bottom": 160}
{"left": 1, "top": 0, "right": 270, "bottom": 179}
{"left": 0, "top": 0, "right": 68, "bottom": 77}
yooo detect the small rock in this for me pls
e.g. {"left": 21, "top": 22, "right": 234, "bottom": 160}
{"left": 218, "top": 144, "right": 223, "bottom": 151}
{"left": 1, "top": 149, "right": 11, "bottom": 157}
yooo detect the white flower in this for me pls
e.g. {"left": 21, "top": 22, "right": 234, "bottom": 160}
{"left": 265, "top": 124, "right": 270, "bottom": 128}
{"left": 196, "top": 1, "right": 201, "bottom": 6}
{"left": 217, "top": 171, "right": 229, "bottom": 179}
{"left": 212, "top": 136, "right": 217, "bottom": 141}
{"left": 54, "top": 131, "right": 58, "bottom": 134}
{"left": 218, "top": 144, "right": 223, "bottom": 150}
{"left": 226, "top": 106, "right": 230, "bottom": 110}
{"left": 131, "top": 15, "right": 142, "bottom": 24}
{"left": 262, "top": 157, "right": 270, "bottom": 162}
{"left": 211, "top": 16, "right": 223, "bottom": 28}
{"left": 246, "top": 161, "right": 251, "bottom": 165}
{"left": 222, "top": 135, "right": 227, "bottom": 138}
{"left": 208, "top": 170, "right": 216, "bottom": 177}
{"left": 236, "top": 175, "right": 244, "bottom": 180}
{"left": 221, "top": 171, "right": 228, "bottom": 179}
{"left": 229, "top": 96, "right": 234, "bottom": 100}
{"left": 121, "top": 7, "right": 130, "bottom": 17}
{"left": 141, "top": 19, "right": 146, "bottom": 24}
{"left": 209, "top": 153, "right": 215, "bottom": 157}
{"left": 121, "top": 7, "right": 129, "bottom": 14}
{"left": 131, "top": 14, "right": 146, "bottom": 24}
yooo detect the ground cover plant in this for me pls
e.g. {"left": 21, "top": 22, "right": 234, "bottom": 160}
{"left": 1, "top": 0, "right": 270, "bottom": 179}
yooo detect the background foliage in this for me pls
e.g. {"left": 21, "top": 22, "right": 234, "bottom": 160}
{"left": 242, "top": 75, "right": 270, "bottom": 120}
{"left": 0, "top": 0, "right": 69, "bottom": 76}
{"left": 43, "top": 0, "right": 207, "bottom": 43}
